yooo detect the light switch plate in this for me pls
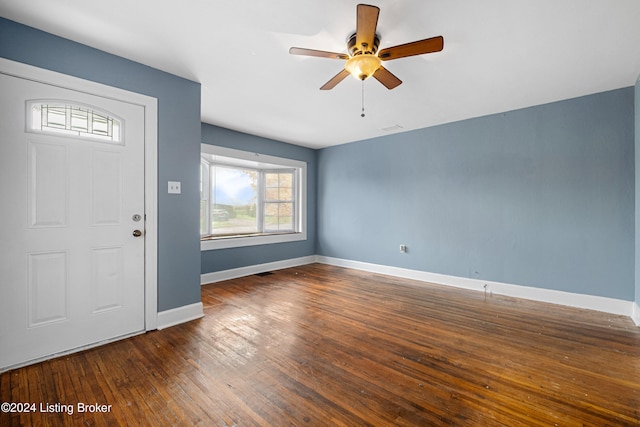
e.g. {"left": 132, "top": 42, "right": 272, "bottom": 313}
{"left": 168, "top": 181, "right": 181, "bottom": 194}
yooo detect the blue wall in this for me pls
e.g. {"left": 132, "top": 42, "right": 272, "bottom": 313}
{"left": 4, "top": 18, "right": 636, "bottom": 308}
{"left": 0, "top": 18, "right": 202, "bottom": 312}
{"left": 318, "top": 88, "right": 635, "bottom": 301}
{"left": 200, "top": 124, "right": 317, "bottom": 274}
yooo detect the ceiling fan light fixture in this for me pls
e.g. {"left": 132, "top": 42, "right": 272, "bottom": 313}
{"left": 289, "top": 4, "right": 443, "bottom": 90}
{"left": 345, "top": 54, "right": 381, "bottom": 80}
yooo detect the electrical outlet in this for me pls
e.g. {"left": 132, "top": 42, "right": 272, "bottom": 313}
{"left": 400, "top": 244, "right": 407, "bottom": 253}
{"left": 168, "top": 181, "right": 181, "bottom": 194}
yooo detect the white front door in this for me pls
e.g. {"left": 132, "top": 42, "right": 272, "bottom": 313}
{"left": 0, "top": 70, "right": 147, "bottom": 370}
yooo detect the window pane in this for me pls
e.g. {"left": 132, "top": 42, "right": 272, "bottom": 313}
{"left": 28, "top": 102, "right": 121, "bottom": 143}
{"left": 46, "top": 106, "right": 67, "bottom": 128}
{"left": 263, "top": 171, "right": 295, "bottom": 232}
{"left": 265, "top": 172, "right": 294, "bottom": 201}
{"left": 277, "top": 203, "right": 293, "bottom": 230}
{"left": 265, "top": 188, "right": 279, "bottom": 200}
{"left": 265, "top": 173, "right": 280, "bottom": 187}
{"left": 211, "top": 167, "right": 258, "bottom": 235}
{"left": 70, "top": 108, "right": 89, "bottom": 132}
{"left": 279, "top": 188, "right": 292, "bottom": 201}
{"left": 92, "top": 115, "right": 109, "bottom": 136}
{"left": 279, "top": 173, "right": 292, "bottom": 188}
{"left": 264, "top": 202, "right": 293, "bottom": 232}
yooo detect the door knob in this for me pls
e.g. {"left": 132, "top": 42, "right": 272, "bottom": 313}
{"left": 133, "top": 230, "right": 143, "bottom": 237}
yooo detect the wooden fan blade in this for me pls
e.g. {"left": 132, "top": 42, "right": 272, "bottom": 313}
{"left": 356, "top": 4, "right": 380, "bottom": 53}
{"left": 373, "top": 66, "right": 402, "bottom": 90}
{"left": 378, "top": 36, "right": 444, "bottom": 61}
{"left": 320, "top": 69, "right": 350, "bottom": 90}
{"left": 289, "top": 47, "right": 349, "bottom": 60}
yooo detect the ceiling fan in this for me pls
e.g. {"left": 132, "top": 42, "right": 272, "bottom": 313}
{"left": 289, "top": 3, "right": 444, "bottom": 90}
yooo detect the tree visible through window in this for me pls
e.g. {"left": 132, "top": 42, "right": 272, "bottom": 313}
{"left": 264, "top": 172, "right": 294, "bottom": 232}
{"left": 211, "top": 166, "right": 258, "bottom": 236}
{"left": 200, "top": 160, "right": 298, "bottom": 238}
{"left": 200, "top": 145, "right": 307, "bottom": 250}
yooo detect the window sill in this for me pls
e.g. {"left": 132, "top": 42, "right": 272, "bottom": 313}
{"left": 200, "top": 231, "right": 306, "bottom": 251}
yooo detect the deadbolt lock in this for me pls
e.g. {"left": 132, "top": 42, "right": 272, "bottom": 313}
{"left": 133, "top": 230, "right": 143, "bottom": 237}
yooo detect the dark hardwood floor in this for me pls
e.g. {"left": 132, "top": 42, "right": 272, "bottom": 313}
{"left": 2, "top": 263, "right": 640, "bottom": 426}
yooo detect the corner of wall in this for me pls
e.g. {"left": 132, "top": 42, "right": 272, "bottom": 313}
{"left": 632, "top": 302, "right": 640, "bottom": 327}
{"left": 157, "top": 302, "right": 204, "bottom": 330}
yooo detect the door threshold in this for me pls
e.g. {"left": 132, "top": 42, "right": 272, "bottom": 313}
{"left": 0, "top": 330, "right": 146, "bottom": 374}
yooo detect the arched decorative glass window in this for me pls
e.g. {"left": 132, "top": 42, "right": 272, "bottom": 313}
{"left": 27, "top": 101, "right": 122, "bottom": 143}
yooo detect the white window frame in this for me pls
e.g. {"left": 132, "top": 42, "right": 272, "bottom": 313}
{"left": 200, "top": 145, "right": 307, "bottom": 251}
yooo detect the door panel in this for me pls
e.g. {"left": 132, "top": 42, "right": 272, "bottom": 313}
{"left": 0, "top": 72, "right": 146, "bottom": 370}
{"left": 28, "top": 140, "right": 68, "bottom": 228}
{"left": 28, "top": 251, "right": 69, "bottom": 327}
{"left": 92, "top": 150, "right": 123, "bottom": 225}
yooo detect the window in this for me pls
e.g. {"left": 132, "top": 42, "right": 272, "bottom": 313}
{"left": 200, "top": 145, "right": 307, "bottom": 250}
{"left": 28, "top": 101, "right": 122, "bottom": 143}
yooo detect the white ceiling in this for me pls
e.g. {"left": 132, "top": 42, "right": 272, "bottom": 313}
{"left": 2, "top": 1, "right": 640, "bottom": 149}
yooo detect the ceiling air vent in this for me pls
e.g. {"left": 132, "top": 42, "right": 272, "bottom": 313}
{"left": 381, "top": 124, "right": 403, "bottom": 132}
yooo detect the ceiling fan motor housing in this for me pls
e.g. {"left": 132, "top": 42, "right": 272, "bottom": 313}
{"left": 347, "top": 31, "right": 380, "bottom": 56}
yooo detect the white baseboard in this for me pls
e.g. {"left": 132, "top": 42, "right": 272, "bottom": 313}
{"left": 199, "top": 254, "right": 637, "bottom": 324}
{"left": 157, "top": 302, "right": 204, "bottom": 330}
{"left": 316, "top": 256, "right": 636, "bottom": 319}
{"left": 632, "top": 302, "right": 640, "bottom": 326}
{"left": 201, "top": 255, "right": 317, "bottom": 285}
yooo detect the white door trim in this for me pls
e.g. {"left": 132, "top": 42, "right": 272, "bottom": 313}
{"left": 0, "top": 58, "right": 158, "bottom": 331}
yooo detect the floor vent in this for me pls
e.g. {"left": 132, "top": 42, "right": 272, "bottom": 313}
{"left": 255, "top": 271, "right": 274, "bottom": 277}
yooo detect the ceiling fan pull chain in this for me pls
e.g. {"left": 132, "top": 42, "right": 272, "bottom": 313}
{"left": 361, "top": 79, "right": 366, "bottom": 118}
